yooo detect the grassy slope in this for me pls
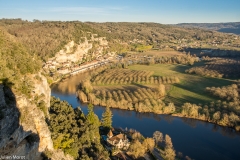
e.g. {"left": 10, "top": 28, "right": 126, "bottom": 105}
{"left": 128, "top": 63, "right": 233, "bottom": 106}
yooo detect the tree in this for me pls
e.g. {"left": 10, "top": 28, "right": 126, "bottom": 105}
{"left": 165, "top": 134, "right": 173, "bottom": 148}
{"left": 86, "top": 104, "right": 100, "bottom": 127}
{"left": 164, "top": 147, "right": 176, "bottom": 160}
{"left": 189, "top": 58, "right": 195, "bottom": 65}
{"left": 101, "top": 106, "right": 113, "bottom": 129}
{"left": 164, "top": 134, "right": 176, "bottom": 160}
{"left": 81, "top": 79, "right": 93, "bottom": 94}
{"left": 153, "top": 131, "right": 163, "bottom": 145}
{"left": 132, "top": 132, "right": 142, "bottom": 140}
{"left": 77, "top": 90, "right": 88, "bottom": 103}
{"left": 86, "top": 104, "right": 101, "bottom": 141}
{"left": 157, "top": 84, "right": 165, "bottom": 97}
{"left": 229, "top": 112, "right": 239, "bottom": 126}
{"left": 128, "top": 140, "right": 146, "bottom": 159}
{"left": 163, "top": 103, "right": 176, "bottom": 114}
{"left": 212, "top": 111, "right": 221, "bottom": 123}
{"left": 143, "top": 138, "right": 155, "bottom": 152}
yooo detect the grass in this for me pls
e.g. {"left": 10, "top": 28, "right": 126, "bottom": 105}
{"left": 128, "top": 63, "right": 233, "bottom": 106}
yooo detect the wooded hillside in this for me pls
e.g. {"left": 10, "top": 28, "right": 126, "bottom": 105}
{"left": 1, "top": 19, "right": 239, "bottom": 62}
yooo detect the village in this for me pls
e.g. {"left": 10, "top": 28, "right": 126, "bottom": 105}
{"left": 42, "top": 34, "right": 119, "bottom": 79}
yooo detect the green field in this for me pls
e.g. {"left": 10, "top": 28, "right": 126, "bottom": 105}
{"left": 128, "top": 63, "right": 233, "bottom": 106}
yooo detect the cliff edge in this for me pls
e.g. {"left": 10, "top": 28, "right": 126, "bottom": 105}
{"left": 0, "top": 75, "right": 73, "bottom": 160}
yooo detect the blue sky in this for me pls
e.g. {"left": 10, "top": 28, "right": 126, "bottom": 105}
{"left": 0, "top": 0, "right": 239, "bottom": 24}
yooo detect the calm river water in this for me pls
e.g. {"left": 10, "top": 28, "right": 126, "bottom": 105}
{"left": 51, "top": 73, "right": 240, "bottom": 160}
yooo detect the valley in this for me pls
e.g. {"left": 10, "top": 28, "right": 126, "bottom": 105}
{"left": 0, "top": 18, "right": 240, "bottom": 160}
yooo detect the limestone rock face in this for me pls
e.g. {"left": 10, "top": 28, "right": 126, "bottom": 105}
{"left": 31, "top": 74, "right": 51, "bottom": 110}
{"left": 0, "top": 85, "right": 39, "bottom": 159}
{"left": 0, "top": 76, "right": 73, "bottom": 160}
{"left": 55, "top": 40, "right": 92, "bottom": 63}
{"left": 16, "top": 96, "right": 54, "bottom": 152}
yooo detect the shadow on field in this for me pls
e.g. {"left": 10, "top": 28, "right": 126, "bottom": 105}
{"left": 180, "top": 47, "right": 240, "bottom": 57}
{"left": 172, "top": 83, "right": 204, "bottom": 95}
{"left": 169, "top": 64, "right": 191, "bottom": 73}
{"left": 167, "top": 83, "right": 217, "bottom": 106}
{"left": 166, "top": 93, "right": 209, "bottom": 106}
{"left": 120, "top": 83, "right": 150, "bottom": 92}
{"left": 131, "top": 83, "right": 151, "bottom": 88}
{"left": 165, "top": 95, "right": 187, "bottom": 106}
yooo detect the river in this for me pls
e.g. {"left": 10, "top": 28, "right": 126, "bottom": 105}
{"left": 51, "top": 73, "right": 240, "bottom": 160}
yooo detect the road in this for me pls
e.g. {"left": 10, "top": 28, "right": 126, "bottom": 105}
{"left": 70, "top": 59, "right": 109, "bottom": 75}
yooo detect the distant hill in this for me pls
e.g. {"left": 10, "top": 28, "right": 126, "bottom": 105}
{"left": 176, "top": 22, "right": 240, "bottom": 35}
{"left": 0, "top": 19, "right": 240, "bottom": 61}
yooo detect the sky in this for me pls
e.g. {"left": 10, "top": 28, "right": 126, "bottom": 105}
{"left": 0, "top": 0, "right": 240, "bottom": 24}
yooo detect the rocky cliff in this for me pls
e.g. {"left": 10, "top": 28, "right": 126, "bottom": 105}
{"left": 0, "top": 75, "right": 73, "bottom": 160}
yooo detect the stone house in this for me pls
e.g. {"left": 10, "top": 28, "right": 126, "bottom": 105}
{"left": 106, "top": 130, "right": 130, "bottom": 149}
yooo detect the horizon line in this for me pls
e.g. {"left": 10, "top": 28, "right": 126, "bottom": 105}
{"left": 1, "top": 18, "right": 240, "bottom": 25}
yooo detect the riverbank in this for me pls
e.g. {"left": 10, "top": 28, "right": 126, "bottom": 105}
{"left": 51, "top": 88, "right": 240, "bottom": 160}
{"left": 75, "top": 62, "right": 240, "bottom": 132}
{"left": 76, "top": 97, "right": 240, "bottom": 132}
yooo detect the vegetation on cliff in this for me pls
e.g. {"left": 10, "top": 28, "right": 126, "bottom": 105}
{"left": 48, "top": 97, "right": 109, "bottom": 159}
{"left": 0, "top": 28, "right": 41, "bottom": 97}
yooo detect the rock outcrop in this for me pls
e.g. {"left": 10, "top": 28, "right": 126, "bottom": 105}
{"left": 0, "top": 75, "right": 73, "bottom": 160}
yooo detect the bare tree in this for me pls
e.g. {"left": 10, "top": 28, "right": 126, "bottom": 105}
{"left": 153, "top": 131, "right": 163, "bottom": 145}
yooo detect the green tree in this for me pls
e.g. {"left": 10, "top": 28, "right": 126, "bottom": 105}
{"left": 86, "top": 104, "right": 100, "bottom": 126}
{"left": 86, "top": 104, "right": 101, "bottom": 141}
{"left": 101, "top": 106, "right": 113, "bottom": 129}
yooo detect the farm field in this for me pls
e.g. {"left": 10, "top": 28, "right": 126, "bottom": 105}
{"left": 77, "top": 57, "right": 240, "bottom": 130}
{"left": 128, "top": 63, "right": 234, "bottom": 106}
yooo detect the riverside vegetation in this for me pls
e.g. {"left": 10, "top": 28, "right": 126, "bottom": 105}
{"left": 77, "top": 54, "right": 240, "bottom": 131}
{"left": 49, "top": 96, "right": 190, "bottom": 160}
